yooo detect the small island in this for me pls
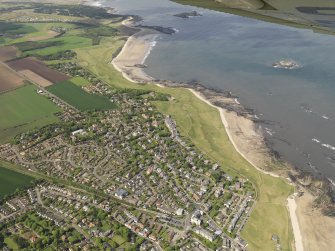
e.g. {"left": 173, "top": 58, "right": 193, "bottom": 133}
{"left": 174, "top": 11, "right": 202, "bottom": 19}
{"left": 272, "top": 59, "right": 300, "bottom": 69}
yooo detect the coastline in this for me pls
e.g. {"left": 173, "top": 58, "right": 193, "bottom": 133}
{"left": 111, "top": 17, "right": 304, "bottom": 251}
{"left": 110, "top": 12, "right": 335, "bottom": 251}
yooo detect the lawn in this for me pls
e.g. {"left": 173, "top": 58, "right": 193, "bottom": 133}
{"left": 46, "top": 79, "right": 116, "bottom": 111}
{"left": 112, "top": 235, "right": 125, "bottom": 245}
{"left": 75, "top": 37, "right": 294, "bottom": 251}
{"left": 0, "top": 84, "right": 60, "bottom": 143}
{"left": 4, "top": 237, "right": 19, "bottom": 250}
{"left": 0, "top": 166, "right": 35, "bottom": 200}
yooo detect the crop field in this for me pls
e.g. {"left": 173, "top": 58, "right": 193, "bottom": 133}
{"left": 22, "top": 23, "right": 74, "bottom": 42}
{"left": 0, "top": 64, "right": 24, "bottom": 92}
{"left": 0, "top": 84, "right": 60, "bottom": 143}
{"left": 0, "top": 46, "right": 18, "bottom": 61}
{"left": 17, "top": 36, "right": 92, "bottom": 56}
{"left": 47, "top": 79, "right": 116, "bottom": 111}
{"left": 7, "top": 57, "right": 70, "bottom": 83}
{"left": 0, "top": 166, "right": 35, "bottom": 200}
{"left": 0, "top": 21, "right": 76, "bottom": 44}
{"left": 0, "top": 22, "right": 37, "bottom": 37}
{"left": 19, "top": 69, "right": 53, "bottom": 87}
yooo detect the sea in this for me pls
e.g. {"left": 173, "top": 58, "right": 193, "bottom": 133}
{"left": 96, "top": 0, "right": 335, "bottom": 182}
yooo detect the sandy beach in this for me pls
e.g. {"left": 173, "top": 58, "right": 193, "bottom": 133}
{"left": 112, "top": 28, "right": 159, "bottom": 84}
{"left": 111, "top": 19, "right": 335, "bottom": 251}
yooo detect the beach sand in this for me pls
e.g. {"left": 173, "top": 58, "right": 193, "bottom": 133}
{"left": 112, "top": 29, "right": 159, "bottom": 84}
{"left": 111, "top": 20, "right": 335, "bottom": 251}
{"left": 296, "top": 190, "right": 335, "bottom": 251}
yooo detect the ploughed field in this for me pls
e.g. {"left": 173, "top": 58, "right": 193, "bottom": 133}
{"left": 0, "top": 64, "right": 24, "bottom": 93}
{"left": 0, "top": 46, "right": 18, "bottom": 62}
{"left": 7, "top": 57, "right": 70, "bottom": 84}
{"left": 0, "top": 166, "right": 34, "bottom": 200}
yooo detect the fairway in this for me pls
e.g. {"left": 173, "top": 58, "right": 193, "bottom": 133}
{"left": 47, "top": 79, "right": 116, "bottom": 111}
{"left": 0, "top": 166, "right": 35, "bottom": 200}
{"left": 0, "top": 84, "right": 60, "bottom": 143}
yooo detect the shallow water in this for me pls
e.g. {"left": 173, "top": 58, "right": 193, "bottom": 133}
{"left": 101, "top": 0, "right": 335, "bottom": 181}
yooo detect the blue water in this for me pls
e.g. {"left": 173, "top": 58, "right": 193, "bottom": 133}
{"left": 101, "top": 0, "right": 335, "bottom": 181}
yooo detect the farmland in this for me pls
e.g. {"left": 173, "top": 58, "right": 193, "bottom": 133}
{"left": 0, "top": 22, "right": 75, "bottom": 44}
{"left": 19, "top": 69, "right": 53, "bottom": 87}
{"left": 0, "top": 64, "right": 24, "bottom": 92}
{"left": 0, "top": 46, "right": 18, "bottom": 62}
{"left": 7, "top": 57, "right": 70, "bottom": 84}
{"left": 46, "top": 79, "right": 116, "bottom": 111}
{"left": 0, "top": 84, "right": 60, "bottom": 143}
{"left": 17, "top": 36, "right": 92, "bottom": 56}
{"left": 0, "top": 166, "right": 34, "bottom": 200}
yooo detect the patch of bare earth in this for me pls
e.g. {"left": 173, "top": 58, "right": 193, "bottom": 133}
{"left": 0, "top": 46, "right": 18, "bottom": 62}
{"left": 7, "top": 57, "right": 70, "bottom": 83}
{"left": 19, "top": 69, "right": 53, "bottom": 87}
{"left": 0, "top": 64, "right": 24, "bottom": 92}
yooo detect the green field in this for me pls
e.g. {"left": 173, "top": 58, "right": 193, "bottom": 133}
{"left": 46, "top": 79, "right": 116, "bottom": 111}
{"left": 70, "top": 76, "right": 91, "bottom": 87}
{"left": 75, "top": 38, "right": 294, "bottom": 251}
{"left": 21, "top": 36, "right": 91, "bottom": 56}
{"left": 0, "top": 166, "right": 35, "bottom": 200}
{"left": 0, "top": 84, "right": 60, "bottom": 143}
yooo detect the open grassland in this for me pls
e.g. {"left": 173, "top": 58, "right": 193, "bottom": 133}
{"left": 70, "top": 76, "right": 91, "bottom": 86}
{"left": 0, "top": 165, "right": 35, "bottom": 200}
{"left": 0, "top": 84, "right": 60, "bottom": 143}
{"left": 46, "top": 79, "right": 116, "bottom": 111}
{"left": 76, "top": 39, "right": 294, "bottom": 251}
{"left": 0, "top": 21, "right": 59, "bottom": 45}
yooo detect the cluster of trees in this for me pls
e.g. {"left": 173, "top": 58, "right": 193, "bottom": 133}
{"left": 81, "top": 25, "right": 118, "bottom": 45}
{"left": 37, "top": 50, "right": 77, "bottom": 61}
{"left": 50, "top": 62, "right": 101, "bottom": 85}
{"left": 0, "top": 211, "right": 83, "bottom": 250}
